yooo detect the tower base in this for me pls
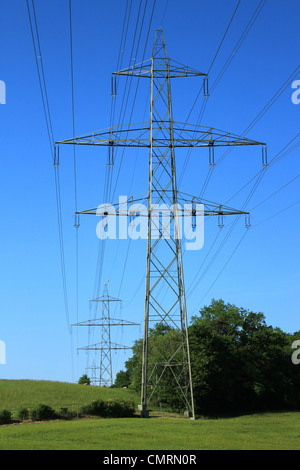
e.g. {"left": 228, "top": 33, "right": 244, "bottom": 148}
{"left": 138, "top": 404, "right": 149, "bottom": 418}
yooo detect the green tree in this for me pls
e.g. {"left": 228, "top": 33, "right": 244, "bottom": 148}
{"left": 119, "top": 299, "right": 300, "bottom": 415}
{"left": 78, "top": 374, "right": 91, "bottom": 385}
{"left": 122, "top": 324, "right": 191, "bottom": 411}
{"left": 190, "top": 299, "right": 299, "bottom": 414}
{"left": 114, "top": 369, "right": 131, "bottom": 388}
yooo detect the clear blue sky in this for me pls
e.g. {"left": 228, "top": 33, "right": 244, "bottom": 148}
{"left": 0, "top": 0, "right": 299, "bottom": 384}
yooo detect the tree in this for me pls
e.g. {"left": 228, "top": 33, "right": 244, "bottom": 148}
{"left": 114, "top": 370, "right": 131, "bottom": 388}
{"left": 78, "top": 374, "right": 91, "bottom": 385}
{"left": 190, "top": 299, "right": 300, "bottom": 414}
{"left": 118, "top": 299, "right": 300, "bottom": 415}
{"left": 122, "top": 324, "right": 186, "bottom": 410}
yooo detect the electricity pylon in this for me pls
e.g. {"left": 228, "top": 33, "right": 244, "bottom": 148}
{"left": 57, "top": 30, "right": 265, "bottom": 417}
{"left": 73, "top": 282, "right": 138, "bottom": 387}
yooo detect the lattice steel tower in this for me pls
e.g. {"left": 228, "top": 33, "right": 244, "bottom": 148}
{"left": 73, "top": 282, "right": 138, "bottom": 387}
{"left": 58, "top": 30, "right": 265, "bottom": 417}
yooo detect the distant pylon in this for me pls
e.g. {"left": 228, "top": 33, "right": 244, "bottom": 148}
{"left": 73, "top": 282, "right": 138, "bottom": 387}
{"left": 88, "top": 359, "right": 99, "bottom": 386}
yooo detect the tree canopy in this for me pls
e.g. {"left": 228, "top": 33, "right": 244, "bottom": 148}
{"left": 78, "top": 374, "right": 91, "bottom": 385}
{"left": 115, "top": 299, "right": 300, "bottom": 415}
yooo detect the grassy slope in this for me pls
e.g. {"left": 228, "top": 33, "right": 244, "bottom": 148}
{"left": 0, "top": 379, "right": 139, "bottom": 416}
{"left": 1, "top": 412, "right": 300, "bottom": 450}
{"left": 0, "top": 380, "right": 300, "bottom": 450}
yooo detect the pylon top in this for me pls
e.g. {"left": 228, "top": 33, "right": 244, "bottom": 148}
{"left": 152, "top": 28, "right": 169, "bottom": 59}
{"left": 112, "top": 29, "right": 207, "bottom": 79}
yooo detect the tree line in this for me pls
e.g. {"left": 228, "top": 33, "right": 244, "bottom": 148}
{"left": 115, "top": 299, "right": 300, "bottom": 415}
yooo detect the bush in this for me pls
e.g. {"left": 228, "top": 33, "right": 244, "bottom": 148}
{"left": 0, "top": 409, "right": 12, "bottom": 425}
{"left": 80, "top": 399, "right": 135, "bottom": 418}
{"left": 17, "top": 407, "right": 29, "bottom": 421}
{"left": 114, "top": 370, "right": 131, "bottom": 388}
{"left": 58, "top": 407, "right": 76, "bottom": 420}
{"left": 78, "top": 374, "right": 91, "bottom": 385}
{"left": 31, "top": 404, "right": 57, "bottom": 421}
{"left": 80, "top": 399, "right": 107, "bottom": 417}
{"left": 106, "top": 400, "right": 135, "bottom": 418}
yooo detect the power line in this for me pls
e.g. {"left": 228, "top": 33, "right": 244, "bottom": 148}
{"left": 250, "top": 172, "right": 300, "bottom": 212}
{"left": 189, "top": 168, "right": 268, "bottom": 312}
{"left": 252, "top": 200, "right": 300, "bottom": 228}
{"left": 210, "top": 0, "right": 267, "bottom": 95}
{"left": 188, "top": 132, "right": 300, "bottom": 312}
{"left": 214, "top": 64, "right": 300, "bottom": 171}
{"left": 111, "top": 0, "right": 157, "bottom": 201}
{"left": 179, "top": 0, "right": 267, "bottom": 187}
{"left": 86, "top": 1, "right": 138, "bottom": 355}
{"left": 197, "top": 228, "right": 249, "bottom": 307}
{"left": 107, "top": 0, "right": 157, "bottom": 313}
{"left": 68, "top": 0, "right": 78, "bottom": 214}
{"left": 94, "top": 0, "right": 134, "bottom": 297}
{"left": 87, "top": 0, "right": 148, "bottom": 364}
{"left": 178, "top": 0, "right": 242, "bottom": 186}
{"left": 208, "top": 0, "right": 242, "bottom": 76}
{"left": 180, "top": 0, "right": 242, "bottom": 138}
{"left": 177, "top": 1, "right": 279, "bottom": 305}
{"left": 194, "top": 0, "right": 267, "bottom": 193}
{"left": 196, "top": 193, "right": 300, "bottom": 309}
{"left": 225, "top": 131, "right": 300, "bottom": 206}
{"left": 26, "top": 0, "right": 55, "bottom": 159}
{"left": 109, "top": 0, "right": 132, "bottom": 129}
{"left": 160, "top": 0, "right": 169, "bottom": 27}
{"left": 195, "top": 61, "right": 300, "bottom": 220}
{"left": 26, "top": 0, "right": 73, "bottom": 379}
{"left": 185, "top": 228, "right": 223, "bottom": 299}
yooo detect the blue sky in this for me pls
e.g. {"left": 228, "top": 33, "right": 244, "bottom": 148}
{"left": 0, "top": 0, "right": 299, "bottom": 384}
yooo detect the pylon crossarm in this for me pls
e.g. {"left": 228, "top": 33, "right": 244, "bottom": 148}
{"left": 74, "top": 193, "right": 249, "bottom": 218}
{"left": 56, "top": 122, "right": 264, "bottom": 148}
{"left": 72, "top": 319, "right": 139, "bottom": 327}
{"left": 78, "top": 342, "right": 132, "bottom": 351}
{"left": 89, "top": 296, "right": 122, "bottom": 302}
{"left": 113, "top": 57, "right": 207, "bottom": 79}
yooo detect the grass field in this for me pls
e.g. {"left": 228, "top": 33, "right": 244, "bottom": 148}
{"left": 0, "top": 379, "right": 139, "bottom": 417}
{"left": 0, "top": 380, "right": 300, "bottom": 450}
{"left": 1, "top": 412, "right": 300, "bottom": 450}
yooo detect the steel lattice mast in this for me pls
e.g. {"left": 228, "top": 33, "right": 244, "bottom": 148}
{"left": 57, "top": 29, "right": 265, "bottom": 417}
{"left": 140, "top": 30, "right": 201, "bottom": 418}
{"left": 73, "top": 282, "right": 138, "bottom": 387}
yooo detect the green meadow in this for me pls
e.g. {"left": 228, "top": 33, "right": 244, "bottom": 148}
{"left": 0, "top": 380, "right": 299, "bottom": 450}
{"left": 0, "top": 379, "right": 139, "bottom": 416}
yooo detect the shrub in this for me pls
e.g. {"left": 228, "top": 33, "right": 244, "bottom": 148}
{"left": 17, "top": 407, "right": 29, "bottom": 421}
{"left": 106, "top": 400, "right": 135, "bottom": 418}
{"left": 80, "top": 399, "right": 135, "bottom": 418}
{"left": 78, "top": 374, "right": 91, "bottom": 385}
{"left": 58, "top": 407, "right": 76, "bottom": 420}
{"left": 0, "top": 409, "right": 12, "bottom": 425}
{"left": 114, "top": 369, "right": 131, "bottom": 388}
{"left": 80, "top": 399, "right": 106, "bottom": 417}
{"left": 31, "top": 404, "right": 57, "bottom": 421}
